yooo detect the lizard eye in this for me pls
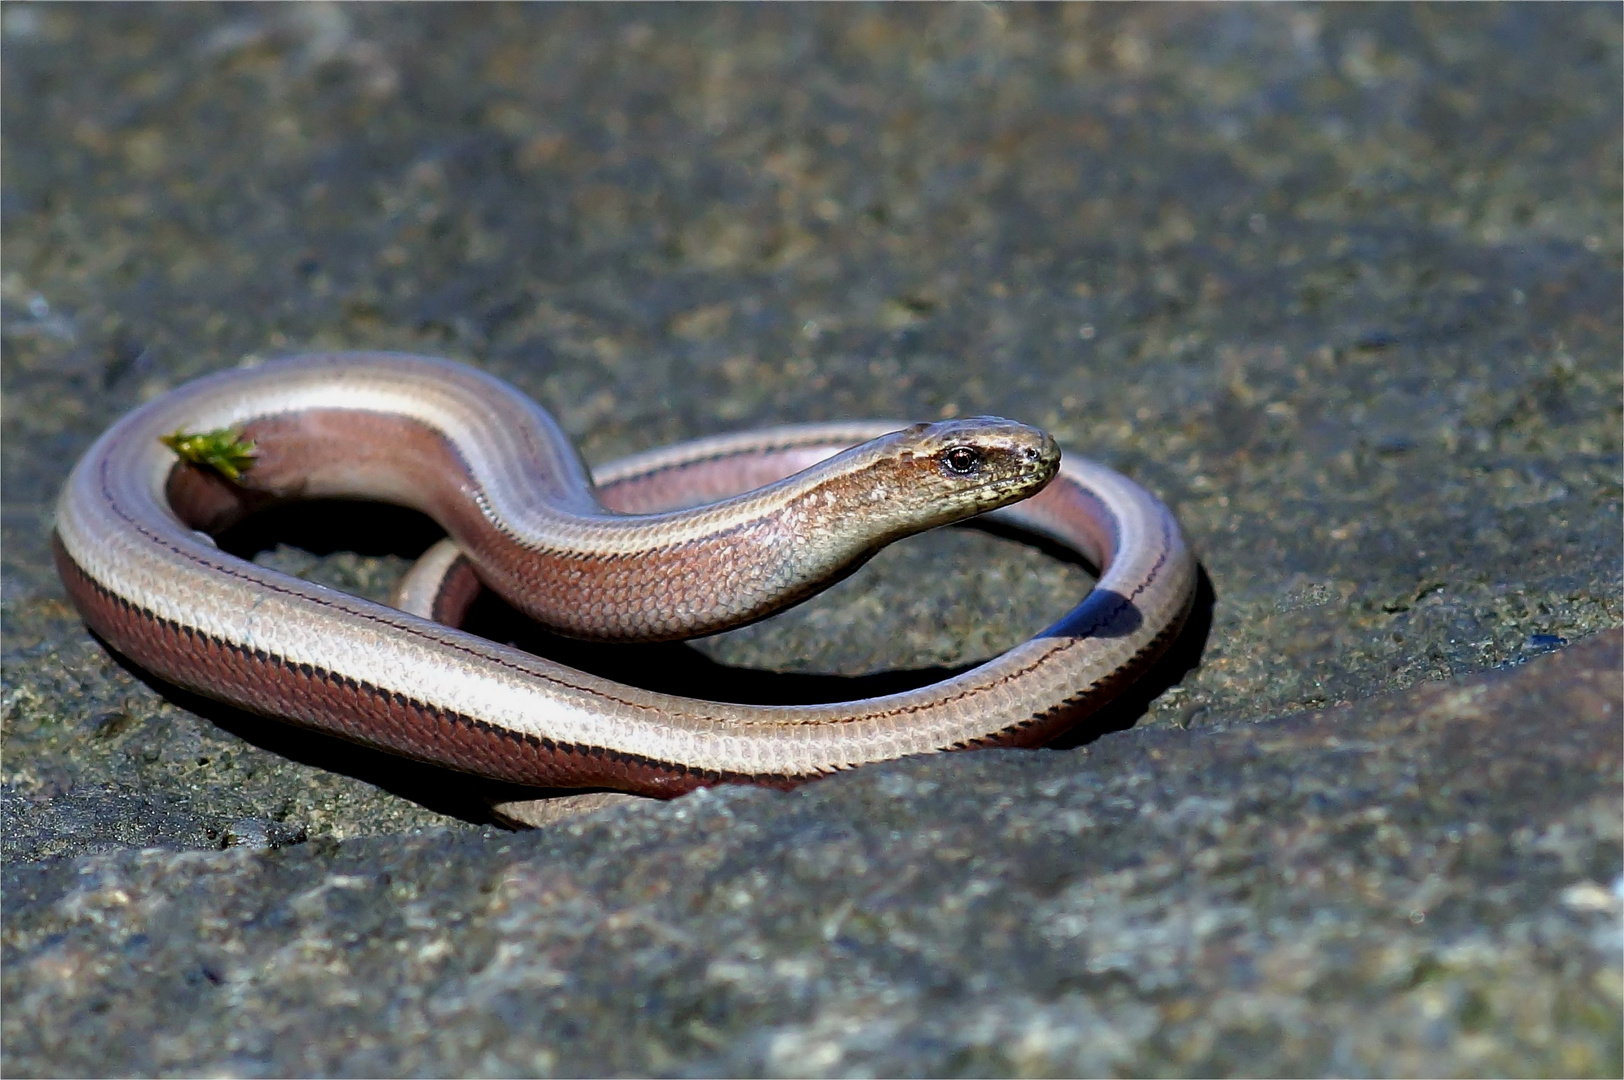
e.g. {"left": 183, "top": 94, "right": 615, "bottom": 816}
{"left": 942, "top": 446, "right": 982, "bottom": 475}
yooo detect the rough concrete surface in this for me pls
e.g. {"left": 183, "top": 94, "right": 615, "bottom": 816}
{"left": 2, "top": 5, "right": 1619, "bottom": 1077}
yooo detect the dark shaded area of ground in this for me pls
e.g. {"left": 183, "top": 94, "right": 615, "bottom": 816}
{"left": 2, "top": 5, "right": 1619, "bottom": 1076}
{"left": 5, "top": 633, "right": 1618, "bottom": 1076}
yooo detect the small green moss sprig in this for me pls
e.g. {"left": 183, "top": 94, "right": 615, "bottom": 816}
{"left": 159, "top": 427, "right": 259, "bottom": 481}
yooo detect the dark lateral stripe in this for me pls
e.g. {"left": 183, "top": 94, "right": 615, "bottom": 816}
{"left": 53, "top": 534, "right": 815, "bottom": 798}
{"left": 55, "top": 531, "right": 1185, "bottom": 789}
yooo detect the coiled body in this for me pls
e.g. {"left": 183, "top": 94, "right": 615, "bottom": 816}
{"left": 54, "top": 353, "right": 1196, "bottom": 796}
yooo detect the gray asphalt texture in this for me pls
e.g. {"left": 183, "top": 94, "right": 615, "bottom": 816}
{"left": 3, "top": 5, "right": 1620, "bottom": 1077}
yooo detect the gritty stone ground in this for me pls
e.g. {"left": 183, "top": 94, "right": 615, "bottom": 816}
{"left": 3, "top": 5, "right": 1620, "bottom": 1077}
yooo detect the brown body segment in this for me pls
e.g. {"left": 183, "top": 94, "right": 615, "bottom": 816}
{"left": 54, "top": 534, "right": 766, "bottom": 797}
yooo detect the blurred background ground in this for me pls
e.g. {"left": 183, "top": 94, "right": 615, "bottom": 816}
{"left": 3, "top": 5, "right": 1619, "bottom": 1076}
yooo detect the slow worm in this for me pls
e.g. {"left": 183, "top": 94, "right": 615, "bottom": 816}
{"left": 54, "top": 352, "right": 1197, "bottom": 796}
